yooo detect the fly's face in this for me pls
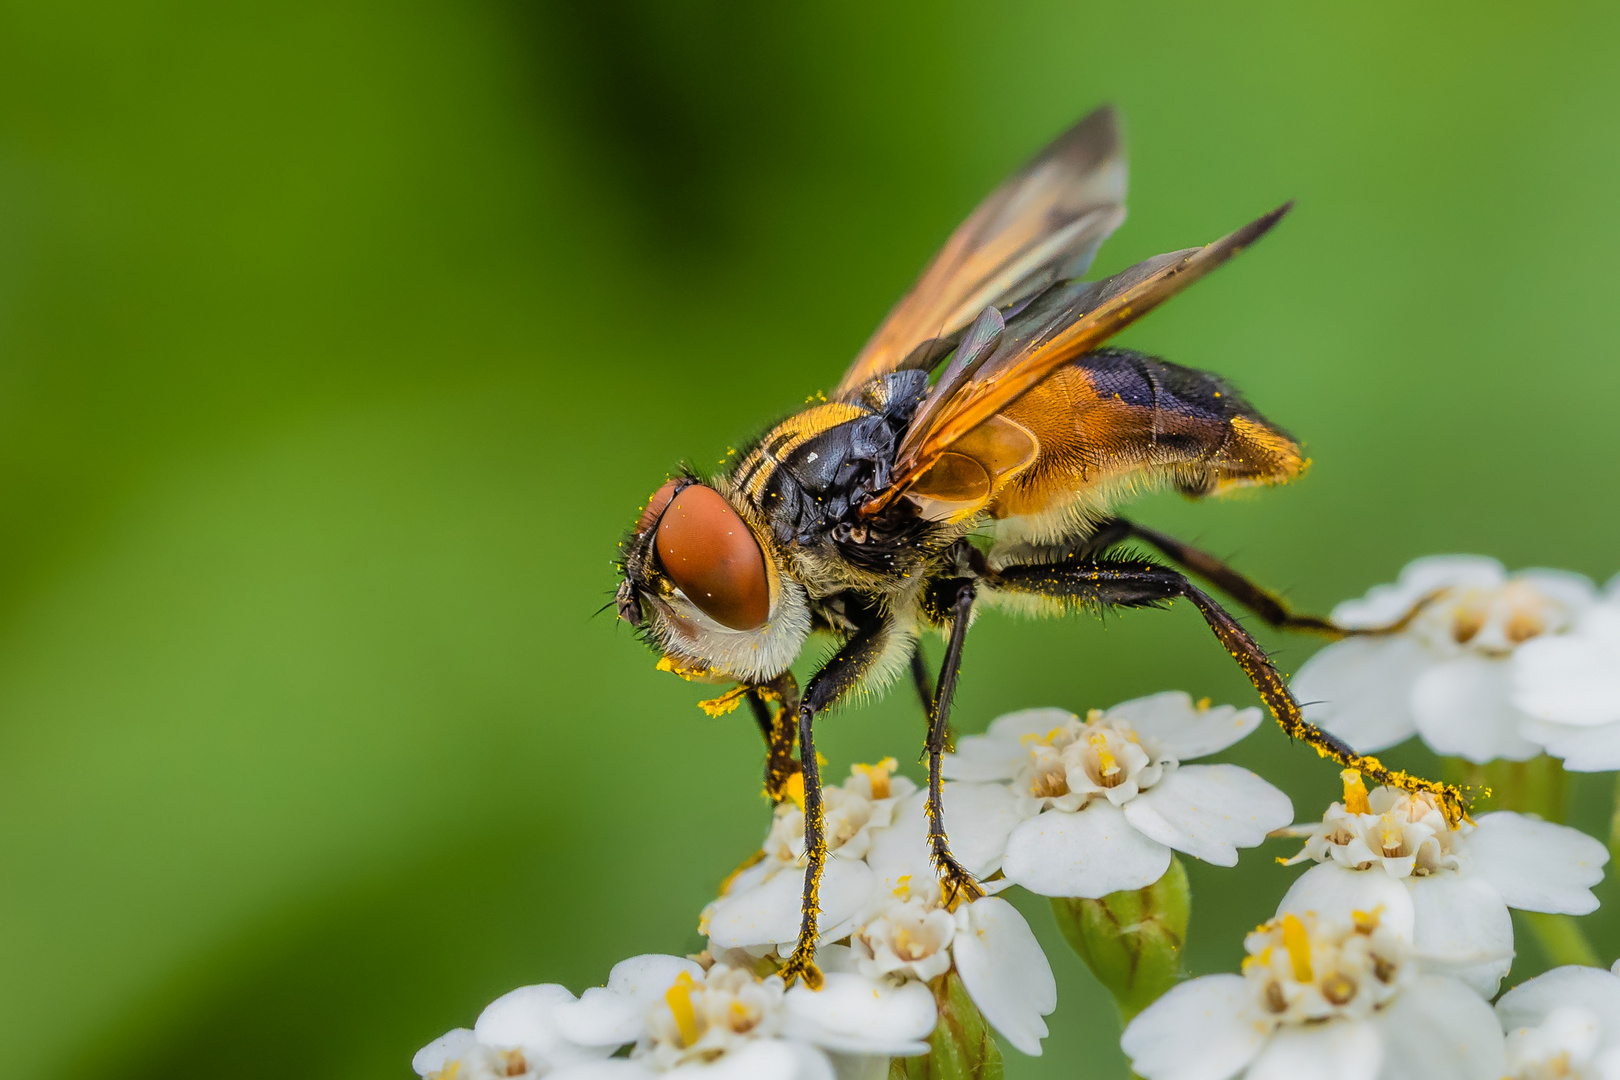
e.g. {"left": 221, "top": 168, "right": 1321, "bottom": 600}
{"left": 617, "top": 477, "right": 811, "bottom": 685}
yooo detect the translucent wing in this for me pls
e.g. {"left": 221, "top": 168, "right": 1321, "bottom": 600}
{"left": 833, "top": 107, "right": 1128, "bottom": 400}
{"left": 864, "top": 203, "right": 1294, "bottom": 517}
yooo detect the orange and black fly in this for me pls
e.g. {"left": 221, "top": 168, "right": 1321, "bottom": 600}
{"left": 613, "top": 106, "right": 1462, "bottom": 988}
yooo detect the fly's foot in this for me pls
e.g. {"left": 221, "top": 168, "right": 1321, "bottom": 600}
{"left": 778, "top": 948, "right": 824, "bottom": 991}
{"left": 937, "top": 856, "right": 985, "bottom": 910}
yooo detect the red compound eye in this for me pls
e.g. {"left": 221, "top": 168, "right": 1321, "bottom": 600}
{"left": 654, "top": 485, "right": 769, "bottom": 631}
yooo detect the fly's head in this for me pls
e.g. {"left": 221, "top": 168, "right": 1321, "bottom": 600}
{"left": 616, "top": 475, "right": 810, "bottom": 686}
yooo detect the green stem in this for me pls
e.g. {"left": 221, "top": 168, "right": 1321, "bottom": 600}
{"left": 1522, "top": 912, "right": 1602, "bottom": 968}
{"left": 1609, "top": 772, "right": 1620, "bottom": 862}
{"left": 1441, "top": 754, "right": 1568, "bottom": 822}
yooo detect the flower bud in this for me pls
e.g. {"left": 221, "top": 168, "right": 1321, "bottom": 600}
{"left": 1050, "top": 856, "right": 1190, "bottom": 1023}
{"left": 887, "top": 971, "right": 1003, "bottom": 1080}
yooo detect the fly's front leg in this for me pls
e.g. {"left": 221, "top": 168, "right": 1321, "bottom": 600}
{"left": 992, "top": 557, "right": 1467, "bottom": 824}
{"left": 909, "top": 647, "right": 935, "bottom": 720}
{"left": 778, "top": 616, "right": 890, "bottom": 990}
{"left": 749, "top": 675, "right": 802, "bottom": 804}
{"left": 928, "top": 581, "right": 985, "bottom": 907}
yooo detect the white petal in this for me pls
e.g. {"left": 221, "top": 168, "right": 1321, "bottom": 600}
{"left": 951, "top": 896, "right": 1057, "bottom": 1056}
{"left": 1513, "top": 607, "right": 1620, "bottom": 726}
{"left": 476, "top": 984, "right": 606, "bottom": 1065}
{"left": 1521, "top": 718, "right": 1620, "bottom": 772}
{"left": 1120, "top": 974, "right": 1269, "bottom": 1080}
{"left": 1468, "top": 812, "right": 1608, "bottom": 915}
{"left": 1244, "top": 1020, "right": 1381, "bottom": 1080}
{"left": 987, "top": 707, "right": 1078, "bottom": 742}
{"left": 862, "top": 791, "right": 931, "bottom": 896}
{"left": 940, "top": 782, "right": 1025, "bottom": 877}
{"left": 706, "top": 860, "right": 874, "bottom": 948}
{"left": 1409, "top": 655, "right": 1541, "bottom": 763}
{"left": 1123, "top": 765, "right": 1293, "bottom": 866}
{"left": 1002, "top": 803, "right": 1172, "bottom": 898}
{"left": 1407, "top": 874, "right": 1514, "bottom": 968}
{"left": 548, "top": 1062, "right": 657, "bottom": 1080}
{"left": 1292, "top": 636, "right": 1427, "bottom": 753}
{"left": 1103, "top": 691, "right": 1262, "bottom": 760}
{"left": 784, "top": 971, "right": 936, "bottom": 1055}
{"left": 863, "top": 784, "right": 1023, "bottom": 898}
{"left": 1439, "top": 955, "right": 1514, "bottom": 1000}
{"left": 944, "top": 708, "right": 1075, "bottom": 781}
{"left": 1275, "top": 863, "right": 1417, "bottom": 942}
{"left": 1374, "top": 976, "right": 1506, "bottom": 1080}
{"left": 413, "top": 1029, "right": 475, "bottom": 1077}
{"left": 554, "top": 954, "right": 704, "bottom": 1047}
{"left": 1498, "top": 966, "right": 1620, "bottom": 1046}
{"left": 663, "top": 1040, "right": 835, "bottom": 1080}
{"left": 1332, "top": 556, "right": 1505, "bottom": 628}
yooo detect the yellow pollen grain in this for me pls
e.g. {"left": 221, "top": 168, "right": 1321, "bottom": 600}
{"left": 893, "top": 874, "right": 912, "bottom": 899}
{"left": 853, "top": 757, "right": 898, "bottom": 799}
{"left": 1196, "top": 696, "right": 1212, "bottom": 711}
{"left": 1352, "top": 906, "right": 1383, "bottom": 933}
{"left": 665, "top": 971, "right": 701, "bottom": 1047}
{"left": 1281, "top": 914, "right": 1313, "bottom": 982}
{"left": 1341, "top": 769, "right": 1371, "bottom": 814}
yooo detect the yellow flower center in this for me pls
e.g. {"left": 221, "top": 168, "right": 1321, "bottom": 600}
{"left": 852, "top": 757, "right": 898, "bottom": 799}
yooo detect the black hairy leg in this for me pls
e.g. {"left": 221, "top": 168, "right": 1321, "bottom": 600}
{"left": 778, "top": 616, "right": 893, "bottom": 990}
{"left": 926, "top": 581, "right": 987, "bottom": 907}
{"left": 1104, "top": 517, "right": 1345, "bottom": 637}
{"left": 991, "top": 556, "right": 1467, "bottom": 824}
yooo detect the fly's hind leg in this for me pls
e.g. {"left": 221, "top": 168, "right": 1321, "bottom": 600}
{"left": 927, "top": 580, "right": 986, "bottom": 907}
{"left": 1104, "top": 517, "right": 1346, "bottom": 637}
{"left": 778, "top": 615, "right": 891, "bottom": 990}
{"left": 991, "top": 556, "right": 1468, "bottom": 824}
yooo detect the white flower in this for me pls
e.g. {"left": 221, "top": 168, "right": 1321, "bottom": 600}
{"left": 843, "top": 879, "right": 1057, "bottom": 1056}
{"left": 1122, "top": 911, "right": 1506, "bottom": 1080}
{"left": 413, "top": 961, "right": 670, "bottom": 1080}
{"left": 703, "top": 761, "right": 915, "bottom": 954}
{"left": 693, "top": 750, "right": 1057, "bottom": 1057}
{"left": 1293, "top": 555, "right": 1597, "bottom": 764}
{"left": 1277, "top": 775, "right": 1607, "bottom": 996}
{"left": 1512, "top": 575, "right": 1620, "bottom": 771}
{"left": 943, "top": 694, "right": 1292, "bottom": 897}
{"left": 418, "top": 953, "right": 935, "bottom": 1080}
{"left": 1496, "top": 960, "right": 1620, "bottom": 1080}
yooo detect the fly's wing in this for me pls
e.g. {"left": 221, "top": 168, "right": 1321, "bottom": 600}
{"left": 863, "top": 203, "right": 1295, "bottom": 519}
{"left": 832, "top": 106, "right": 1128, "bottom": 400}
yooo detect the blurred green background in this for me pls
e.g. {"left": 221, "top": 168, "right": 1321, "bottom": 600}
{"left": 3, "top": 2, "right": 1620, "bottom": 1076}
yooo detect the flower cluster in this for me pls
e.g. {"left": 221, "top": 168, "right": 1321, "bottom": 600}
{"left": 417, "top": 552, "right": 1620, "bottom": 1080}
{"left": 1277, "top": 773, "right": 1606, "bottom": 995}
{"left": 1295, "top": 556, "right": 1620, "bottom": 768}
{"left": 413, "top": 952, "right": 936, "bottom": 1080}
